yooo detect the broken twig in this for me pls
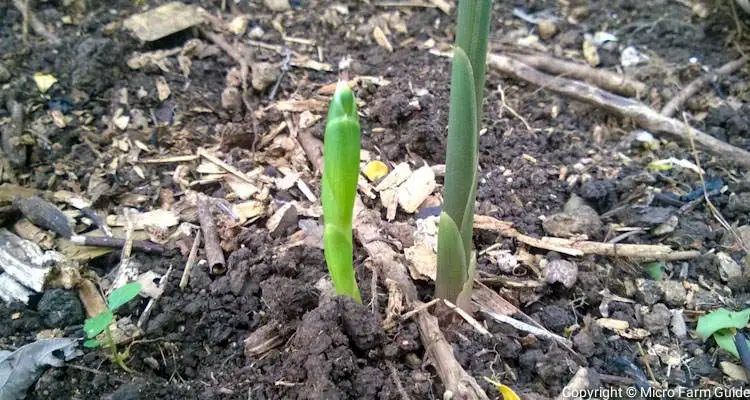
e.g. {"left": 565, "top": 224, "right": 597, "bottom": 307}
{"left": 661, "top": 55, "right": 748, "bottom": 117}
{"left": 197, "top": 195, "right": 225, "bottom": 274}
{"left": 12, "top": 0, "right": 61, "bottom": 45}
{"left": 488, "top": 53, "right": 750, "bottom": 168}
{"left": 179, "top": 230, "right": 201, "bottom": 289}
{"left": 508, "top": 51, "right": 647, "bottom": 97}
{"left": 70, "top": 235, "right": 164, "bottom": 254}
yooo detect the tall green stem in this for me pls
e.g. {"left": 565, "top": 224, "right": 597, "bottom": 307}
{"left": 435, "top": 0, "right": 492, "bottom": 307}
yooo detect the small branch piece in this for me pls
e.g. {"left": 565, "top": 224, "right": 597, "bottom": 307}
{"left": 509, "top": 52, "right": 647, "bottom": 97}
{"left": 417, "top": 311, "right": 490, "bottom": 400}
{"left": 70, "top": 235, "right": 164, "bottom": 254}
{"left": 12, "top": 0, "right": 62, "bottom": 45}
{"left": 488, "top": 53, "right": 750, "bottom": 168}
{"left": 2, "top": 98, "right": 27, "bottom": 167}
{"left": 661, "top": 56, "right": 748, "bottom": 117}
{"left": 197, "top": 195, "right": 225, "bottom": 274}
{"left": 516, "top": 235, "right": 701, "bottom": 260}
{"left": 179, "top": 231, "right": 201, "bottom": 289}
{"left": 0, "top": 228, "right": 50, "bottom": 292}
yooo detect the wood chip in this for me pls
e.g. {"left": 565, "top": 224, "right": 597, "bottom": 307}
{"left": 140, "top": 154, "right": 199, "bottom": 164}
{"left": 720, "top": 361, "right": 749, "bottom": 382}
{"left": 375, "top": 162, "right": 411, "bottom": 191}
{"left": 275, "top": 99, "right": 327, "bottom": 112}
{"left": 106, "top": 209, "right": 179, "bottom": 231}
{"left": 233, "top": 201, "right": 266, "bottom": 224}
{"left": 226, "top": 175, "right": 259, "bottom": 200}
{"left": 123, "top": 1, "right": 204, "bottom": 42}
{"left": 404, "top": 243, "right": 437, "bottom": 281}
{"left": 155, "top": 76, "right": 171, "bottom": 101}
{"left": 266, "top": 203, "right": 298, "bottom": 236}
{"left": 596, "top": 318, "right": 629, "bottom": 331}
{"left": 397, "top": 166, "right": 436, "bottom": 213}
{"left": 373, "top": 26, "right": 393, "bottom": 52}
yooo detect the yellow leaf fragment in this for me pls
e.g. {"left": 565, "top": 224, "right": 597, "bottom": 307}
{"left": 364, "top": 160, "right": 389, "bottom": 181}
{"left": 33, "top": 73, "right": 58, "bottom": 93}
{"left": 483, "top": 377, "right": 521, "bottom": 400}
{"left": 373, "top": 26, "right": 393, "bottom": 52}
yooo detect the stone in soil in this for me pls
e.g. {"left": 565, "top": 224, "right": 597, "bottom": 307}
{"left": 641, "top": 303, "right": 671, "bottom": 334}
{"left": 545, "top": 259, "right": 578, "bottom": 288}
{"left": 635, "top": 278, "right": 663, "bottom": 306}
{"left": 543, "top": 194, "right": 603, "bottom": 238}
{"left": 37, "top": 289, "right": 84, "bottom": 329}
{"left": 578, "top": 179, "right": 617, "bottom": 213}
{"left": 615, "top": 206, "right": 676, "bottom": 227}
{"left": 660, "top": 280, "right": 687, "bottom": 307}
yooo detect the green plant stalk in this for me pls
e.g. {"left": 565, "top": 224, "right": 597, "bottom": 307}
{"left": 322, "top": 81, "right": 362, "bottom": 303}
{"left": 435, "top": 0, "right": 492, "bottom": 306}
{"left": 104, "top": 324, "right": 132, "bottom": 372}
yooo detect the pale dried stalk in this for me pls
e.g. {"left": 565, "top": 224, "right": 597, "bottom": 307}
{"left": 508, "top": 51, "right": 647, "bottom": 97}
{"left": 179, "top": 230, "right": 202, "bottom": 289}
{"left": 661, "top": 55, "right": 748, "bottom": 117}
{"left": 488, "top": 53, "right": 750, "bottom": 168}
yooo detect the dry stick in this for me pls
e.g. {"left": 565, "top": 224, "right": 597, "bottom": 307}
{"left": 442, "top": 300, "right": 492, "bottom": 337}
{"left": 78, "top": 279, "right": 107, "bottom": 318}
{"left": 199, "top": 28, "right": 249, "bottom": 93}
{"left": 179, "top": 231, "right": 202, "bottom": 289}
{"left": 198, "top": 149, "right": 258, "bottom": 184}
{"left": 70, "top": 235, "right": 164, "bottom": 254}
{"left": 355, "top": 206, "right": 489, "bottom": 400}
{"left": 297, "top": 126, "right": 324, "bottom": 173}
{"left": 661, "top": 55, "right": 749, "bottom": 117}
{"left": 636, "top": 342, "right": 656, "bottom": 383}
{"left": 507, "top": 52, "right": 647, "bottom": 97}
{"left": 488, "top": 53, "right": 750, "bottom": 168}
{"left": 197, "top": 195, "right": 225, "bottom": 274}
{"left": 12, "top": 0, "right": 61, "bottom": 45}
{"left": 111, "top": 210, "right": 137, "bottom": 290}
{"left": 387, "top": 361, "right": 412, "bottom": 400}
{"left": 516, "top": 234, "right": 702, "bottom": 260}
{"left": 257, "top": 121, "right": 288, "bottom": 150}
{"left": 3, "top": 98, "right": 26, "bottom": 166}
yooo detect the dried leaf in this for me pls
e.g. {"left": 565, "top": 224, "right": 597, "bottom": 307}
{"left": 33, "top": 73, "right": 57, "bottom": 93}
{"left": 373, "top": 26, "right": 393, "bottom": 52}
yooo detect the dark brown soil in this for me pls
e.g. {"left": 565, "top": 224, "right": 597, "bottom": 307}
{"left": 2, "top": 0, "right": 750, "bottom": 399}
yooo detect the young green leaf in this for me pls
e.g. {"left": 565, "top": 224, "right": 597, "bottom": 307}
{"left": 454, "top": 0, "right": 492, "bottom": 128}
{"left": 435, "top": 0, "right": 492, "bottom": 307}
{"left": 644, "top": 262, "right": 665, "bottom": 280}
{"left": 321, "top": 81, "right": 362, "bottom": 303}
{"left": 436, "top": 212, "right": 468, "bottom": 303}
{"left": 714, "top": 329, "right": 740, "bottom": 358}
{"left": 436, "top": 46, "right": 477, "bottom": 305}
{"left": 697, "top": 308, "right": 750, "bottom": 340}
{"left": 83, "top": 338, "right": 102, "bottom": 348}
{"left": 84, "top": 310, "right": 114, "bottom": 338}
{"left": 107, "top": 282, "right": 143, "bottom": 311}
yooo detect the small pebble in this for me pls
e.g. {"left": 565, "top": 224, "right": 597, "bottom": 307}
{"left": 537, "top": 19, "right": 557, "bottom": 39}
{"left": 0, "top": 64, "right": 10, "bottom": 83}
